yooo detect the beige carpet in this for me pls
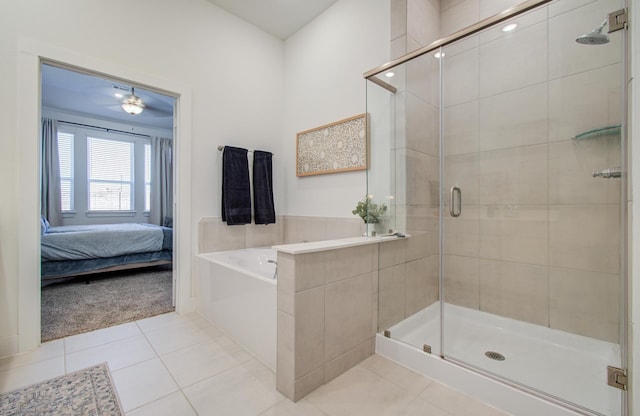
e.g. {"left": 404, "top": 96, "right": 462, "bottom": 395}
{"left": 41, "top": 266, "right": 174, "bottom": 341}
{"left": 0, "top": 363, "right": 123, "bottom": 415}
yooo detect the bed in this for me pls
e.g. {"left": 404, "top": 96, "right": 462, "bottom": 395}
{"left": 40, "top": 220, "right": 173, "bottom": 285}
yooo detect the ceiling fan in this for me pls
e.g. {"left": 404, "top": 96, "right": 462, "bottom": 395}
{"left": 120, "top": 87, "right": 145, "bottom": 115}
{"left": 110, "top": 85, "right": 173, "bottom": 118}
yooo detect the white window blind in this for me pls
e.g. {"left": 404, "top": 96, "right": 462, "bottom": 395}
{"left": 88, "top": 137, "right": 134, "bottom": 211}
{"left": 57, "top": 132, "right": 74, "bottom": 211}
{"left": 144, "top": 143, "right": 151, "bottom": 212}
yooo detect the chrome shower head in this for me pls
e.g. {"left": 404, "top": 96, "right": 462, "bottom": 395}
{"left": 576, "top": 19, "right": 610, "bottom": 45}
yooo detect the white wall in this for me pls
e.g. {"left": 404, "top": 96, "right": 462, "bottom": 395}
{"left": 282, "top": 0, "right": 390, "bottom": 218}
{"left": 0, "top": 0, "right": 284, "bottom": 355}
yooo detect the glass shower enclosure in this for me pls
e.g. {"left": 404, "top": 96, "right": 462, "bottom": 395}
{"left": 365, "top": 0, "right": 627, "bottom": 414}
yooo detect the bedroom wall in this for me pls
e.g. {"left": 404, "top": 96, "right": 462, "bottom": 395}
{"left": 282, "top": 0, "right": 390, "bottom": 218}
{"left": 0, "top": 0, "right": 284, "bottom": 356}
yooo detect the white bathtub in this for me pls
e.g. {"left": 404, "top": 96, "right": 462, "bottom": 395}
{"left": 196, "top": 248, "right": 277, "bottom": 370}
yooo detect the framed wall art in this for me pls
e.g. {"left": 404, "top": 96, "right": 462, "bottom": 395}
{"left": 296, "top": 113, "right": 367, "bottom": 177}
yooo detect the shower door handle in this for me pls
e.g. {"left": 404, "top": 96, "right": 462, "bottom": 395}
{"left": 449, "top": 186, "right": 462, "bottom": 217}
{"left": 592, "top": 167, "right": 621, "bottom": 178}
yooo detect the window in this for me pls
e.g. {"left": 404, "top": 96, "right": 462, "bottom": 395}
{"left": 57, "top": 132, "right": 74, "bottom": 211}
{"left": 144, "top": 143, "right": 151, "bottom": 211}
{"left": 87, "top": 137, "right": 134, "bottom": 211}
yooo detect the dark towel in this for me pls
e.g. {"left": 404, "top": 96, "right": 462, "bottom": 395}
{"left": 253, "top": 150, "right": 276, "bottom": 225}
{"left": 222, "top": 146, "right": 251, "bottom": 225}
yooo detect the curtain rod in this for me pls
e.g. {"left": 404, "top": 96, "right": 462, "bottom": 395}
{"left": 57, "top": 120, "right": 151, "bottom": 138}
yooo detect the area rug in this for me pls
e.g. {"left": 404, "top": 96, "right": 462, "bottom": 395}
{"left": 0, "top": 363, "right": 123, "bottom": 415}
{"left": 41, "top": 266, "right": 174, "bottom": 341}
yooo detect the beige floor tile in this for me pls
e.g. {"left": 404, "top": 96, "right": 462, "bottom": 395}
{"left": 420, "top": 381, "right": 509, "bottom": 416}
{"left": 136, "top": 312, "right": 197, "bottom": 333}
{"left": 0, "top": 356, "right": 65, "bottom": 393}
{"left": 257, "top": 398, "right": 327, "bottom": 416}
{"left": 66, "top": 334, "right": 156, "bottom": 373}
{"left": 0, "top": 339, "right": 63, "bottom": 372}
{"left": 214, "top": 335, "right": 254, "bottom": 363}
{"left": 399, "top": 397, "right": 453, "bottom": 416}
{"left": 183, "top": 366, "right": 285, "bottom": 416}
{"left": 161, "top": 340, "right": 243, "bottom": 388}
{"left": 64, "top": 322, "right": 141, "bottom": 353}
{"left": 144, "top": 324, "right": 213, "bottom": 356}
{"left": 359, "top": 355, "right": 432, "bottom": 396}
{"left": 199, "top": 324, "right": 224, "bottom": 339}
{"left": 185, "top": 313, "right": 220, "bottom": 331}
{"left": 111, "top": 358, "right": 179, "bottom": 412}
{"left": 305, "top": 366, "right": 416, "bottom": 416}
{"left": 126, "top": 391, "right": 197, "bottom": 416}
{"left": 241, "top": 357, "right": 276, "bottom": 390}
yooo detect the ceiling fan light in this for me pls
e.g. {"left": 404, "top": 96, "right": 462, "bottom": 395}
{"left": 121, "top": 92, "right": 145, "bottom": 115}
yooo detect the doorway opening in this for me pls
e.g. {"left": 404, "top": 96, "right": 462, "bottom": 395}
{"left": 39, "top": 63, "right": 177, "bottom": 340}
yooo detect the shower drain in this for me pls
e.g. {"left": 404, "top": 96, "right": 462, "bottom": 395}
{"left": 485, "top": 351, "right": 506, "bottom": 361}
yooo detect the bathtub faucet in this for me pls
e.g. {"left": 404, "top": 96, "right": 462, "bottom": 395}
{"left": 268, "top": 259, "right": 278, "bottom": 279}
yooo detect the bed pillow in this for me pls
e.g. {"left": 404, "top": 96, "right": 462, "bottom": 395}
{"left": 40, "top": 216, "right": 49, "bottom": 235}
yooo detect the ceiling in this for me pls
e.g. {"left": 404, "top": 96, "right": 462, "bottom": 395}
{"left": 41, "top": 64, "right": 175, "bottom": 130}
{"left": 206, "top": 0, "right": 339, "bottom": 39}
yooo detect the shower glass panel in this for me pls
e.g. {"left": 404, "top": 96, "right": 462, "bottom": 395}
{"left": 365, "top": 76, "right": 397, "bottom": 237}
{"left": 366, "top": 0, "right": 626, "bottom": 415}
{"left": 367, "top": 51, "right": 442, "bottom": 343}
{"left": 441, "top": 1, "right": 624, "bottom": 414}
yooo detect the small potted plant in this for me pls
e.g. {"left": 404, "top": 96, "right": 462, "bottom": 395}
{"left": 352, "top": 196, "right": 387, "bottom": 226}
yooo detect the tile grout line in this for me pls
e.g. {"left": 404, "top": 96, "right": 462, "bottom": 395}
{"left": 131, "top": 313, "right": 272, "bottom": 415}
{"left": 63, "top": 322, "right": 142, "bottom": 355}
{"left": 122, "top": 317, "right": 199, "bottom": 415}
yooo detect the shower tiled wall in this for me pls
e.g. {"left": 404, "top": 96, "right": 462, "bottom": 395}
{"left": 381, "top": 0, "right": 622, "bottom": 343}
{"left": 440, "top": 0, "right": 622, "bottom": 343}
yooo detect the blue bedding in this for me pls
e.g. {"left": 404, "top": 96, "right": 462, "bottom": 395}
{"left": 41, "top": 223, "right": 164, "bottom": 261}
{"left": 41, "top": 223, "right": 173, "bottom": 282}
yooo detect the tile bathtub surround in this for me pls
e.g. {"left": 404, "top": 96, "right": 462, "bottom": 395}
{"left": 0, "top": 314, "right": 509, "bottom": 416}
{"left": 198, "top": 216, "right": 364, "bottom": 253}
{"left": 198, "top": 216, "right": 284, "bottom": 253}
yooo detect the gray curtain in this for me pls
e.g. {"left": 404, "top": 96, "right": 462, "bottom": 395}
{"left": 41, "top": 118, "right": 61, "bottom": 226}
{"left": 150, "top": 136, "right": 173, "bottom": 226}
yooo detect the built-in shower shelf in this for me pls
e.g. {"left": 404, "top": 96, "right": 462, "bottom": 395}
{"left": 572, "top": 125, "right": 621, "bottom": 140}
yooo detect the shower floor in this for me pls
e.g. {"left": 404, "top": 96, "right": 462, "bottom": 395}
{"left": 386, "top": 302, "right": 621, "bottom": 416}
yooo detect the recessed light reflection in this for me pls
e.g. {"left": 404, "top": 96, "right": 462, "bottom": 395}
{"left": 502, "top": 23, "right": 518, "bottom": 32}
{"left": 384, "top": 71, "right": 395, "bottom": 78}
{"left": 433, "top": 51, "right": 445, "bottom": 59}
{"left": 114, "top": 93, "right": 123, "bottom": 98}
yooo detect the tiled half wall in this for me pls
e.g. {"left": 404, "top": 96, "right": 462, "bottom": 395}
{"left": 198, "top": 215, "right": 364, "bottom": 252}
{"left": 275, "top": 237, "right": 435, "bottom": 402}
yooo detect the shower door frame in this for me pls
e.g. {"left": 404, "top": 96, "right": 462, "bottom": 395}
{"left": 364, "top": 0, "right": 629, "bottom": 414}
